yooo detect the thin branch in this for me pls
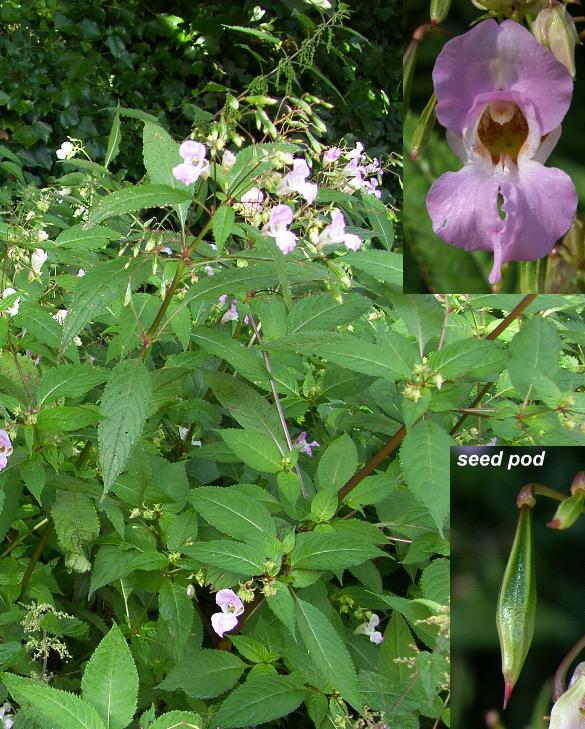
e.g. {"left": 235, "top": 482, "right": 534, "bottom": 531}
{"left": 553, "top": 634, "right": 585, "bottom": 701}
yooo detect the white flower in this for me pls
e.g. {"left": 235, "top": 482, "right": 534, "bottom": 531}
{"left": 354, "top": 613, "right": 384, "bottom": 644}
{"left": 30, "top": 248, "right": 48, "bottom": 274}
{"left": 549, "top": 668, "right": 585, "bottom": 729}
{"left": 56, "top": 141, "right": 75, "bottom": 160}
{"left": 77, "top": 269, "right": 86, "bottom": 277}
{"left": 37, "top": 229, "right": 49, "bottom": 242}
{"left": 222, "top": 149, "right": 237, "bottom": 171}
{"left": 73, "top": 336, "right": 82, "bottom": 346}
{"left": 2, "top": 288, "right": 20, "bottom": 316}
{"left": 52, "top": 309, "right": 68, "bottom": 325}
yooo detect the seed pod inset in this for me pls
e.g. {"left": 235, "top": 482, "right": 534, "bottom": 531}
{"left": 496, "top": 503, "right": 537, "bottom": 708}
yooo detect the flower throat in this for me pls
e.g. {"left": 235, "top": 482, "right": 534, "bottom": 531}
{"left": 477, "top": 101, "right": 529, "bottom": 164}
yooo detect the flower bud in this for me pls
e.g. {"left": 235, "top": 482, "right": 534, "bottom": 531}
{"left": 532, "top": 4, "right": 579, "bottom": 78}
{"left": 571, "top": 471, "right": 585, "bottom": 496}
{"left": 431, "top": 0, "right": 451, "bottom": 25}
{"left": 548, "top": 491, "right": 585, "bottom": 530}
{"left": 496, "top": 504, "right": 536, "bottom": 709}
{"left": 410, "top": 93, "right": 437, "bottom": 161}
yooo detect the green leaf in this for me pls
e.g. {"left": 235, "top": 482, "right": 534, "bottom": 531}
{"left": 107, "top": 106, "right": 161, "bottom": 125}
{"left": 212, "top": 205, "right": 235, "bottom": 255}
{"left": 287, "top": 293, "right": 371, "bottom": 335}
{"left": 361, "top": 191, "right": 395, "bottom": 250}
{"left": 14, "top": 303, "right": 61, "bottom": 349}
{"left": 61, "top": 257, "right": 150, "bottom": 351}
{"left": 184, "top": 539, "right": 265, "bottom": 576}
{"left": 421, "top": 558, "right": 450, "bottom": 605}
{"left": 251, "top": 297, "right": 287, "bottom": 340}
{"left": 0, "top": 352, "right": 38, "bottom": 403}
{"left": 87, "top": 184, "right": 192, "bottom": 227}
{"left": 212, "top": 675, "right": 305, "bottom": 728}
{"left": 265, "top": 581, "right": 296, "bottom": 637}
{"left": 36, "top": 365, "right": 107, "bottom": 406}
{"left": 191, "top": 328, "right": 267, "bottom": 385}
{"left": 149, "top": 711, "right": 203, "bottom": 729}
{"left": 221, "top": 24, "right": 282, "bottom": 44}
{"left": 161, "top": 510, "right": 198, "bottom": 551}
{"left": 290, "top": 533, "right": 383, "bottom": 571}
{"left": 219, "top": 429, "right": 284, "bottom": 473}
{"left": 388, "top": 294, "right": 444, "bottom": 351}
{"left": 189, "top": 486, "right": 276, "bottom": 547}
{"left": 508, "top": 316, "right": 561, "bottom": 399}
{"left": 342, "top": 250, "right": 402, "bottom": 286}
{"left": 54, "top": 224, "right": 120, "bottom": 250}
{"left": 52, "top": 491, "right": 99, "bottom": 569}
{"left": 316, "top": 433, "right": 358, "bottom": 491}
{"left": 81, "top": 624, "right": 138, "bottom": 729}
{"left": 143, "top": 123, "right": 194, "bottom": 228}
{"left": 157, "top": 650, "right": 245, "bottom": 699}
{"left": 400, "top": 421, "right": 452, "bottom": 533}
{"left": 158, "top": 580, "right": 193, "bottom": 661}
{"left": 295, "top": 598, "right": 362, "bottom": 712}
{"left": 98, "top": 359, "right": 152, "bottom": 494}
{"left": 104, "top": 111, "right": 121, "bottom": 169}
{"left": 88, "top": 546, "right": 134, "bottom": 599}
{"left": 428, "top": 339, "right": 506, "bottom": 380}
{"left": 38, "top": 405, "right": 100, "bottom": 433}
{"left": 1, "top": 672, "right": 106, "bottom": 729}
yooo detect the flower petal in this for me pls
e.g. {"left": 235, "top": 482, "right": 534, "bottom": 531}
{"left": 211, "top": 612, "right": 239, "bottom": 637}
{"left": 434, "top": 19, "right": 573, "bottom": 135}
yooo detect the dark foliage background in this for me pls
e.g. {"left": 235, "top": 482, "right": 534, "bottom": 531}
{"left": 451, "top": 446, "right": 585, "bottom": 729}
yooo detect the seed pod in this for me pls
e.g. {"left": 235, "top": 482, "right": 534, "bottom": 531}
{"left": 496, "top": 503, "right": 537, "bottom": 708}
{"left": 548, "top": 491, "right": 585, "bottom": 530}
{"left": 532, "top": 4, "right": 579, "bottom": 78}
{"left": 410, "top": 93, "right": 437, "bottom": 161}
{"left": 571, "top": 471, "right": 585, "bottom": 496}
{"left": 430, "top": 0, "right": 451, "bottom": 25}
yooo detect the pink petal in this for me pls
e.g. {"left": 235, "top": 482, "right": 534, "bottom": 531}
{"left": 343, "top": 233, "right": 362, "bottom": 251}
{"left": 269, "top": 204, "right": 294, "bottom": 229}
{"left": 434, "top": 19, "right": 573, "bottom": 135}
{"left": 179, "top": 140, "right": 206, "bottom": 162}
{"left": 216, "top": 588, "right": 244, "bottom": 614}
{"left": 275, "top": 229, "right": 297, "bottom": 255}
{"left": 172, "top": 163, "right": 200, "bottom": 185}
{"left": 211, "top": 612, "right": 239, "bottom": 637}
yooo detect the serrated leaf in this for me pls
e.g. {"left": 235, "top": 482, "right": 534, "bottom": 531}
{"left": 0, "top": 353, "right": 39, "bottom": 403}
{"left": 290, "top": 533, "right": 383, "bottom": 571}
{"left": 1, "top": 672, "right": 106, "bottom": 729}
{"left": 212, "top": 205, "right": 235, "bottom": 255}
{"left": 161, "top": 510, "right": 198, "bottom": 551}
{"left": 428, "top": 339, "right": 506, "bottom": 380}
{"left": 189, "top": 486, "right": 276, "bottom": 547}
{"left": 98, "top": 359, "right": 152, "bottom": 494}
{"left": 87, "top": 184, "right": 192, "bottom": 227}
{"left": 158, "top": 580, "right": 194, "bottom": 661}
{"left": 191, "top": 328, "right": 267, "bottom": 385}
{"left": 508, "top": 316, "right": 561, "bottom": 399}
{"left": 287, "top": 293, "right": 371, "bottom": 335}
{"left": 36, "top": 365, "right": 107, "bottom": 406}
{"left": 14, "top": 303, "right": 61, "bottom": 349}
{"left": 157, "top": 650, "right": 245, "bottom": 699}
{"left": 316, "top": 433, "right": 358, "bottom": 491}
{"left": 88, "top": 546, "right": 135, "bottom": 598}
{"left": 81, "top": 624, "right": 138, "bottom": 729}
{"left": 184, "top": 539, "right": 265, "bottom": 577}
{"left": 295, "top": 598, "right": 362, "bottom": 712}
{"left": 400, "top": 421, "right": 451, "bottom": 533}
{"left": 219, "top": 429, "right": 283, "bottom": 473}
{"left": 104, "top": 112, "right": 121, "bottom": 169}
{"left": 421, "top": 558, "right": 450, "bottom": 605}
{"left": 361, "top": 191, "right": 395, "bottom": 250}
{"left": 342, "top": 250, "right": 402, "bottom": 286}
{"left": 106, "top": 106, "right": 161, "bottom": 125}
{"left": 222, "top": 23, "right": 281, "bottom": 44}
{"left": 212, "top": 675, "right": 305, "bottom": 728}
{"left": 61, "top": 257, "right": 150, "bottom": 351}
{"left": 52, "top": 491, "right": 99, "bottom": 565}
{"left": 149, "top": 711, "right": 203, "bottom": 729}
{"left": 38, "top": 405, "right": 99, "bottom": 433}
{"left": 54, "top": 224, "right": 119, "bottom": 250}
{"left": 266, "top": 581, "right": 296, "bottom": 637}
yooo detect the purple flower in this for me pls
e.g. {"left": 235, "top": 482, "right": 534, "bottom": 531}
{"left": 426, "top": 19, "right": 577, "bottom": 285}
{"left": 172, "top": 140, "right": 209, "bottom": 185}
{"left": 218, "top": 294, "right": 228, "bottom": 306}
{"left": 317, "top": 209, "right": 362, "bottom": 251}
{"left": 277, "top": 159, "right": 318, "bottom": 204}
{"left": 354, "top": 613, "right": 384, "bottom": 645}
{"left": 323, "top": 147, "right": 343, "bottom": 164}
{"left": 265, "top": 204, "right": 297, "bottom": 255}
{"left": 293, "top": 431, "right": 320, "bottom": 457}
{"left": 211, "top": 588, "right": 244, "bottom": 637}
{"left": 221, "top": 299, "right": 239, "bottom": 323}
{"left": 204, "top": 265, "right": 214, "bottom": 277}
{"left": 0, "top": 429, "right": 13, "bottom": 472}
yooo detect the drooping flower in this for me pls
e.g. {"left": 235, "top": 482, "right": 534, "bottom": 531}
{"left": 0, "top": 429, "right": 13, "bottom": 472}
{"left": 426, "top": 19, "right": 577, "bottom": 285}
{"left": 30, "top": 248, "right": 48, "bottom": 275}
{"left": 1, "top": 288, "right": 20, "bottom": 317}
{"left": 172, "top": 140, "right": 209, "bottom": 185}
{"left": 549, "top": 665, "right": 585, "bottom": 729}
{"left": 211, "top": 588, "right": 244, "bottom": 637}
{"left": 293, "top": 431, "right": 320, "bottom": 457}
{"left": 265, "top": 204, "right": 297, "bottom": 255}
{"left": 56, "top": 141, "right": 75, "bottom": 160}
{"left": 240, "top": 187, "right": 265, "bottom": 216}
{"left": 342, "top": 144, "right": 383, "bottom": 199}
{"left": 222, "top": 149, "right": 237, "bottom": 171}
{"left": 221, "top": 299, "right": 239, "bottom": 323}
{"left": 277, "top": 159, "right": 318, "bottom": 204}
{"left": 317, "top": 209, "right": 362, "bottom": 251}
{"left": 323, "top": 146, "right": 343, "bottom": 165}
{"left": 354, "top": 613, "right": 384, "bottom": 645}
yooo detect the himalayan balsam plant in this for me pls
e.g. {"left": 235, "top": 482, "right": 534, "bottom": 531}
{"left": 496, "top": 472, "right": 585, "bottom": 728}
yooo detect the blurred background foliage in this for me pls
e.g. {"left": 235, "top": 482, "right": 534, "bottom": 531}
{"left": 404, "top": 0, "right": 585, "bottom": 293}
{"left": 0, "top": 0, "right": 401, "bottom": 196}
{"left": 451, "top": 447, "right": 585, "bottom": 729}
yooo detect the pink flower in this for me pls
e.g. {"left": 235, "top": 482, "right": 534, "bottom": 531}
{"left": 0, "top": 429, "right": 13, "bottom": 472}
{"left": 218, "top": 294, "right": 228, "bottom": 306}
{"left": 221, "top": 299, "right": 239, "bottom": 323}
{"left": 265, "top": 205, "right": 297, "bottom": 255}
{"left": 318, "top": 209, "right": 362, "bottom": 251}
{"left": 426, "top": 19, "right": 577, "bottom": 285}
{"left": 277, "top": 159, "right": 318, "bottom": 204}
{"left": 293, "top": 431, "right": 319, "bottom": 457}
{"left": 211, "top": 588, "right": 244, "bottom": 637}
{"left": 240, "top": 187, "right": 265, "bottom": 216}
{"left": 172, "top": 140, "right": 209, "bottom": 185}
{"left": 323, "top": 147, "right": 342, "bottom": 164}
{"left": 204, "top": 265, "right": 214, "bottom": 277}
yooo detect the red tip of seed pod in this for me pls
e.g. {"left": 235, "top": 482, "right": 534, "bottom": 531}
{"left": 548, "top": 518, "right": 561, "bottom": 529}
{"left": 503, "top": 680, "right": 514, "bottom": 709}
{"left": 410, "top": 152, "right": 418, "bottom": 162}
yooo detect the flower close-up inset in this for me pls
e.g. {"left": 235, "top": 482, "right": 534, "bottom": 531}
{"left": 426, "top": 19, "right": 578, "bottom": 284}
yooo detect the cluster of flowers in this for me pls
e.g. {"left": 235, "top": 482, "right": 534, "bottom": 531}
{"left": 0, "top": 429, "right": 13, "bottom": 472}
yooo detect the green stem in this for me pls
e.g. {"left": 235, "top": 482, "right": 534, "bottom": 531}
{"left": 0, "top": 517, "right": 49, "bottom": 560}
{"left": 519, "top": 261, "right": 544, "bottom": 294}
{"left": 18, "top": 520, "right": 54, "bottom": 600}
{"left": 553, "top": 634, "right": 585, "bottom": 700}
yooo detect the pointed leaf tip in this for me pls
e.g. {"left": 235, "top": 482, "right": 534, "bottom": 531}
{"left": 503, "top": 679, "right": 514, "bottom": 709}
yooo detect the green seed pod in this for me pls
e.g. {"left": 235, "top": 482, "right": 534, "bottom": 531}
{"left": 430, "top": 0, "right": 451, "bottom": 25}
{"left": 410, "top": 93, "right": 437, "bottom": 161}
{"left": 532, "top": 3, "right": 579, "bottom": 78}
{"left": 548, "top": 491, "right": 585, "bottom": 530}
{"left": 496, "top": 503, "right": 537, "bottom": 709}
